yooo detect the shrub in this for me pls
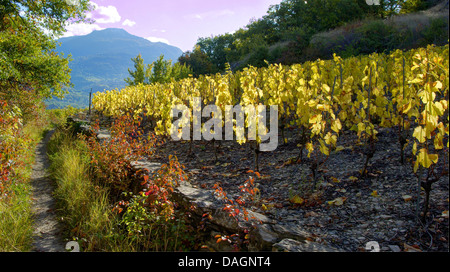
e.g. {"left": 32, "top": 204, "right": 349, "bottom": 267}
{"left": 77, "top": 115, "right": 196, "bottom": 251}
{"left": 353, "top": 20, "right": 400, "bottom": 55}
{"left": 246, "top": 46, "right": 270, "bottom": 68}
{"left": 115, "top": 156, "right": 192, "bottom": 251}
{"left": 422, "top": 17, "right": 449, "bottom": 46}
{"left": 84, "top": 115, "right": 155, "bottom": 200}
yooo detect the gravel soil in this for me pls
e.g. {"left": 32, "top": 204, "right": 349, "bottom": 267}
{"left": 152, "top": 126, "right": 449, "bottom": 252}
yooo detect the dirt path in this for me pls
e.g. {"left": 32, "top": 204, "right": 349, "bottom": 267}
{"left": 30, "top": 130, "right": 65, "bottom": 252}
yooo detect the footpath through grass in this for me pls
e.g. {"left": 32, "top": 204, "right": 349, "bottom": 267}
{"left": 0, "top": 107, "right": 81, "bottom": 251}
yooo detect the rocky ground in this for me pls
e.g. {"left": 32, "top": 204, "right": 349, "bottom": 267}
{"left": 151, "top": 126, "right": 449, "bottom": 252}
{"left": 79, "top": 110, "right": 448, "bottom": 252}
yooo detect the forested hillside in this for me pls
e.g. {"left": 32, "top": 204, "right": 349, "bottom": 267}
{"left": 178, "top": 0, "right": 448, "bottom": 75}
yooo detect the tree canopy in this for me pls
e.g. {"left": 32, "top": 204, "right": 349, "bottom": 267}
{"left": 0, "top": 0, "right": 92, "bottom": 107}
{"left": 180, "top": 0, "right": 436, "bottom": 75}
{"left": 125, "top": 54, "right": 192, "bottom": 85}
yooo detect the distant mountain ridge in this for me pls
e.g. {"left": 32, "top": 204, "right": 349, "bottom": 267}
{"left": 47, "top": 28, "right": 183, "bottom": 109}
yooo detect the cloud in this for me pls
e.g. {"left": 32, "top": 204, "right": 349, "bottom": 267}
{"left": 187, "top": 14, "right": 203, "bottom": 20}
{"left": 61, "top": 2, "right": 122, "bottom": 37}
{"left": 95, "top": 4, "right": 121, "bottom": 24}
{"left": 145, "top": 37, "right": 171, "bottom": 45}
{"left": 63, "top": 22, "right": 104, "bottom": 37}
{"left": 217, "top": 9, "right": 235, "bottom": 17}
{"left": 122, "top": 19, "right": 136, "bottom": 27}
{"left": 184, "top": 9, "right": 235, "bottom": 21}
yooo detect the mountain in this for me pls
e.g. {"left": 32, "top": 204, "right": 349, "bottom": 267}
{"left": 47, "top": 28, "right": 183, "bottom": 109}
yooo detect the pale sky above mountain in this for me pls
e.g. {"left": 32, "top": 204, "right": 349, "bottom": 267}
{"left": 63, "top": 0, "right": 283, "bottom": 52}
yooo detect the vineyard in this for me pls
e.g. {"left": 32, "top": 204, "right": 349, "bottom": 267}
{"left": 93, "top": 44, "right": 449, "bottom": 183}
{"left": 88, "top": 44, "right": 449, "bottom": 251}
{"left": 3, "top": 0, "right": 450, "bottom": 255}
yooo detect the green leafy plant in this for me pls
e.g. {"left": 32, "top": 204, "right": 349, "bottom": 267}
{"left": 115, "top": 155, "right": 192, "bottom": 251}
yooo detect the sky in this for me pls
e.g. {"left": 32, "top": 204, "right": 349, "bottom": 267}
{"left": 64, "top": 0, "right": 284, "bottom": 52}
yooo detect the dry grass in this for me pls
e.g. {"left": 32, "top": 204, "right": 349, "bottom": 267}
{"left": 309, "top": 8, "right": 448, "bottom": 55}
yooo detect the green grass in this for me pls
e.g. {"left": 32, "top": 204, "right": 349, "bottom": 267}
{"left": 0, "top": 118, "right": 49, "bottom": 252}
{"left": 0, "top": 107, "right": 86, "bottom": 252}
{"left": 47, "top": 126, "right": 136, "bottom": 251}
{"left": 0, "top": 182, "right": 34, "bottom": 251}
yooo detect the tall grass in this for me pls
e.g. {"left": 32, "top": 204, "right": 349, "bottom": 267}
{"left": 0, "top": 182, "right": 34, "bottom": 251}
{"left": 47, "top": 126, "right": 136, "bottom": 251}
{"left": 0, "top": 118, "right": 48, "bottom": 251}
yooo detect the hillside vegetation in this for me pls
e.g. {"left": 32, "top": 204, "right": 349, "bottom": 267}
{"left": 178, "top": 0, "right": 449, "bottom": 75}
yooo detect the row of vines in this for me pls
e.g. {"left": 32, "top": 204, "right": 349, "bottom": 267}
{"left": 92, "top": 44, "right": 449, "bottom": 222}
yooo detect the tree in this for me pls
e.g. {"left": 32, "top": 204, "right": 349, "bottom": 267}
{"left": 197, "top": 33, "right": 236, "bottom": 71}
{"left": 0, "top": 0, "right": 92, "bottom": 105}
{"left": 178, "top": 46, "right": 217, "bottom": 77}
{"left": 245, "top": 46, "right": 270, "bottom": 68}
{"left": 147, "top": 54, "right": 192, "bottom": 83}
{"left": 0, "top": 0, "right": 92, "bottom": 34}
{"left": 125, "top": 54, "right": 146, "bottom": 86}
{"left": 148, "top": 55, "right": 172, "bottom": 84}
{"left": 231, "top": 29, "right": 268, "bottom": 61}
{"left": 265, "top": 0, "right": 378, "bottom": 33}
{"left": 400, "top": 0, "right": 428, "bottom": 13}
{"left": 181, "top": 0, "right": 429, "bottom": 76}
{"left": 170, "top": 62, "right": 192, "bottom": 81}
{"left": 125, "top": 54, "right": 192, "bottom": 85}
{"left": 377, "top": 0, "right": 430, "bottom": 16}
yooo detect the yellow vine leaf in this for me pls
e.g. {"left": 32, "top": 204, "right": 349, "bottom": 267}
{"left": 306, "top": 142, "right": 314, "bottom": 157}
{"left": 415, "top": 148, "right": 438, "bottom": 172}
{"left": 324, "top": 132, "right": 337, "bottom": 146}
{"left": 402, "top": 102, "right": 412, "bottom": 114}
{"left": 289, "top": 195, "right": 304, "bottom": 205}
{"left": 413, "top": 126, "right": 426, "bottom": 143}
{"left": 331, "top": 119, "right": 342, "bottom": 133}
{"left": 348, "top": 176, "right": 358, "bottom": 182}
{"left": 328, "top": 197, "right": 347, "bottom": 206}
{"left": 434, "top": 81, "right": 443, "bottom": 89}
{"left": 320, "top": 144, "right": 329, "bottom": 156}
{"left": 434, "top": 133, "right": 444, "bottom": 150}
{"left": 309, "top": 114, "right": 321, "bottom": 124}
{"left": 409, "top": 77, "right": 423, "bottom": 84}
{"left": 330, "top": 177, "right": 341, "bottom": 183}
{"left": 402, "top": 195, "right": 413, "bottom": 202}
